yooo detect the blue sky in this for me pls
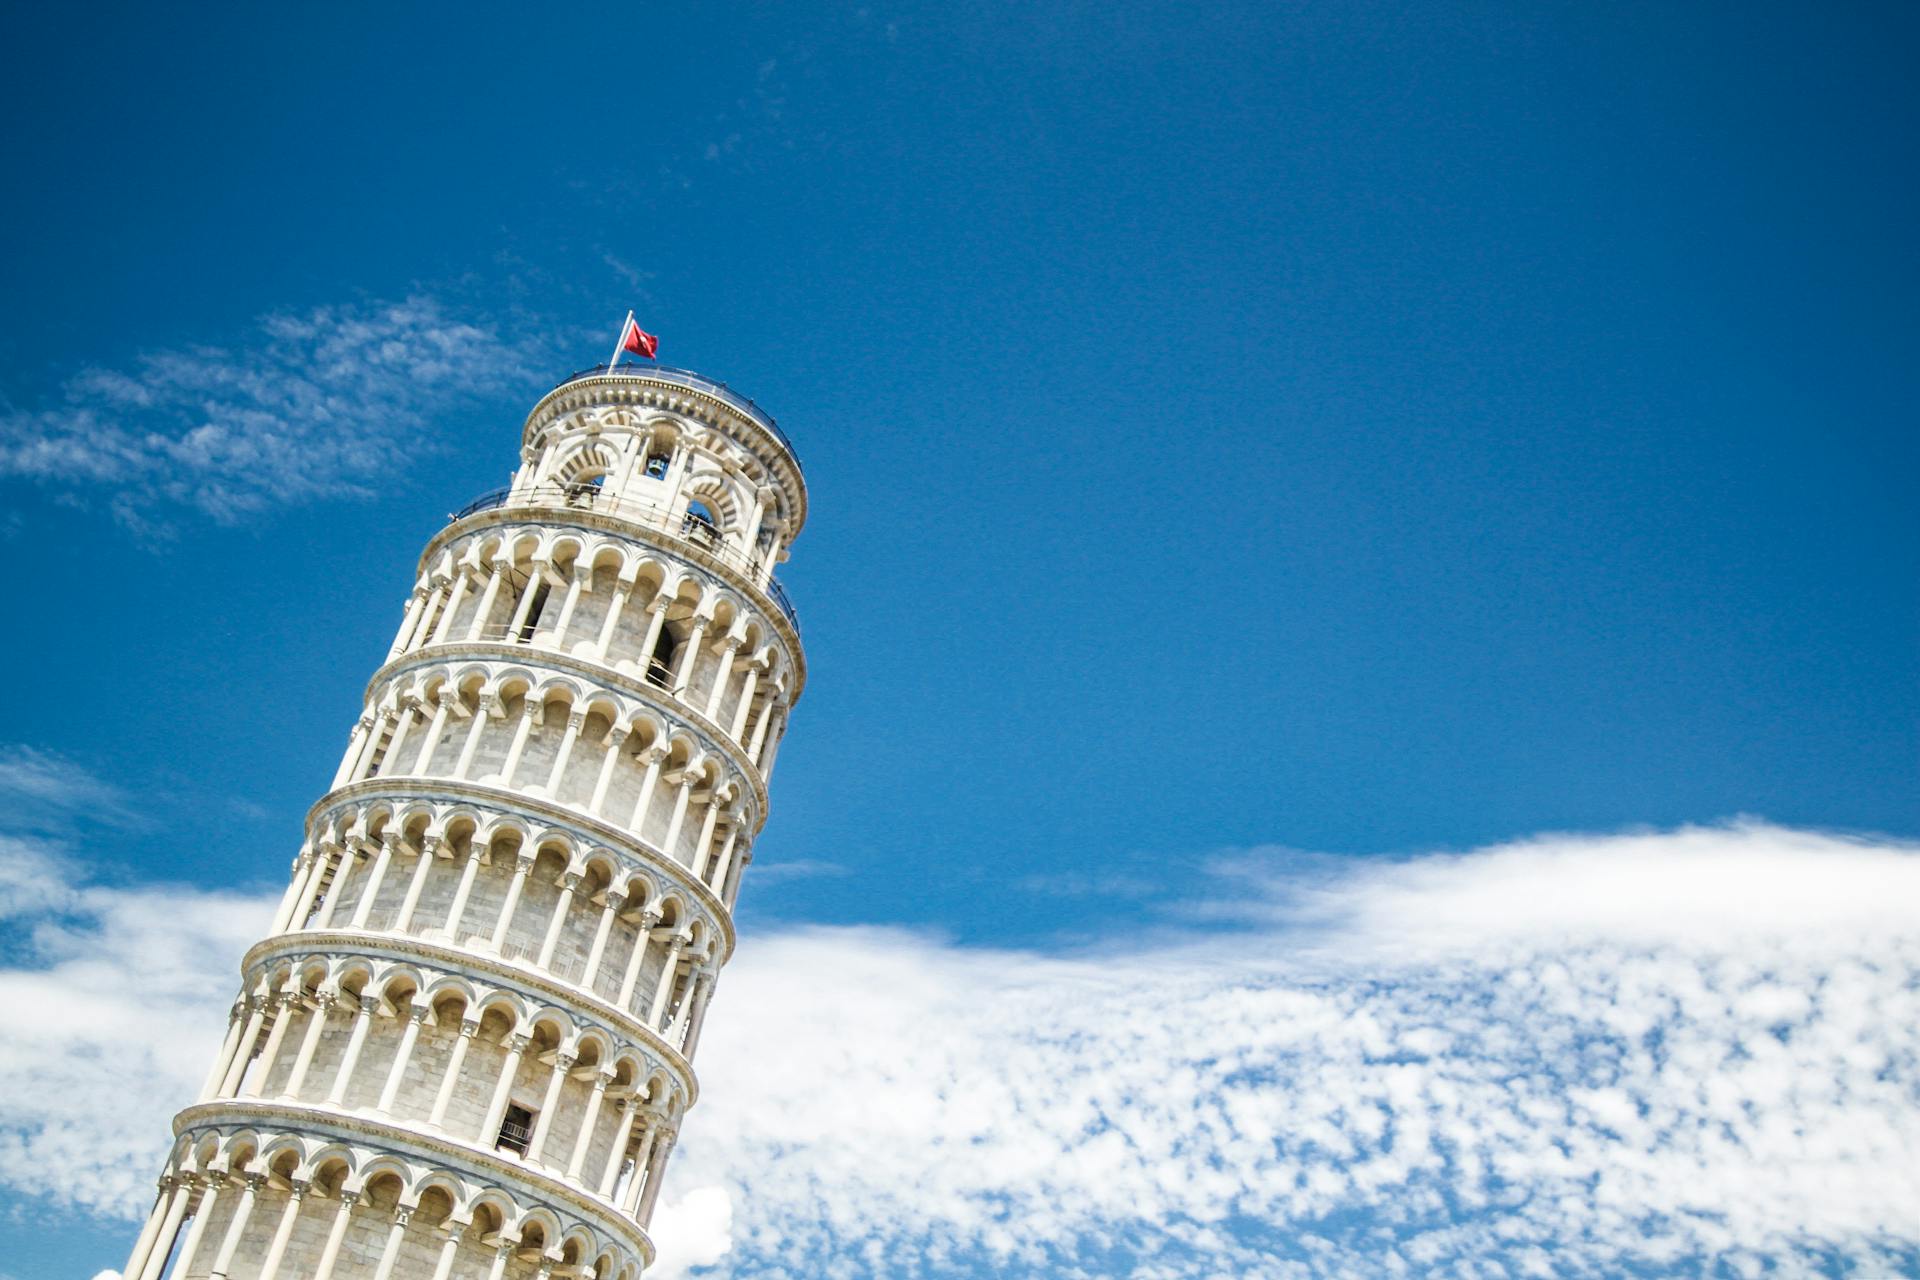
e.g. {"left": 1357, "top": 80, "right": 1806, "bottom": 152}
{"left": 1, "top": 3, "right": 1916, "bottom": 1276}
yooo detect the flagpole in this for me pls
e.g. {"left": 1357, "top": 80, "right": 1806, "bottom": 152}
{"left": 608, "top": 310, "right": 635, "bottom": 372}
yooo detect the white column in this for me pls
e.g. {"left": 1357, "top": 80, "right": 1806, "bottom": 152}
{"left": 255, "top": 1179, "right": 310, "bottom": 1280}
{"left": 121, "top": 1177, "right": 182, "bottom": 1280}
{"left": 566, "top": 1071, "right": 614, "bottom": 1180}
{"left": 206, "top": 1173, "right": 264, "bottom": 1279}
{"left": 276, "top": 850, "right": 326, "bottom": 932}
{"left": 442, "top": 843, "right": 487, "bottom": 943}
{"left": 592, "top": 577, "right": 635, "bottom": 659}
{"left": 464, "top": 559, "right": 510, "bottom": 640}
{"left": 616, "top": 912, "right": 661, "bottom": 1009}
{"left": 647, "top": 940, "right": 686, "bottom": 1028}
{"left": 489, "top": 855, "right": 536, "bottom": 953}
{"left": 216, "top": 994, "right": 270, "bottom": 1096}
{"left": 268, "top": 853, "right": 312, "bottom": 933}
{"left": 388, "top": 586, "right": 432, "bottom": 658}
{"left": 704, "top": 635, "right": 744, "bottom": 719}
{"left": 427, "top": 1221, "right": 467, "bottom": 1280}
{"left": 325, "top": 994, "right": 376, "bottom": 1106}
{"left": 635, "top": 1131, "right": 677, "bottom": 1222}
{"left": 620, "top": 1122, "right": 662, "bottom": 1217}
{"left": 527, "top": 1052, "right": 576, "bottom": 1165}
{"left": 537, "top": 873, "right": 580, "bottom": 968}
{"left": 309, "top": 1192, "right": 359, "bottom": 1280}
{"left": 368, "top": 1205, "right": 414, "bottom": 1280}
{"left": 332, "top": 717, "right": 374, "bottom": 789}
{"left": 411, "top": 690, "right": 458, "bottom": 774}
{"left": 485, "top": 1241, "right": 515, "bottom": 1280}
{"left": 637, "top": 597, "right": 672, "bottom": 681}
{"left": 682, "top": 973, "right": 719, "bottom": 1060}
{"left": 498, "top": 699, "right": 541, "bottom": 785}
{"left": 243, "top": 995, "right": 296, "bottom": 1098}
{"left": 278, "top": 992, "right": 334, "bottom": 1099}
{"left": 168, "top": 1176, "right": 222, "bottom": 1276}
{"left": 375, "top": 1004, "right": 430, "bottom": 1114}
{"left": 380, "top": 699, "right": 419, "bottom": 776}
{"left": 723, "top": 843, "right": 752, "bottom": 908}
{"left": 504, "top": 559, "right": 550, "bottom": 639}
{"left": 452, "top": 691, "right": 497, "bottom": 779}
{"left": 582, "top": 891, "right": 625, "bottom": 993}
{"left": 428, "top": 1019, "right": 479, "bottom": 1129}
{"left": 671, "top": 618, "right": 709, "bottom": 696}
{"left": 308, "top": 844, "right": 352, "bottom": 930}
{"left": 727, "top": 664, "right": 763, "bottom": 741}
{"left": 479, "top": 1034, "right": 531, "bottom": 1145}
{"left": 689, "top": 801, "right": 724, "bottom": 881}
{"left": 587, "top": 724, "right": 630, "bottom": 816}
{"left": 660, "top": 772, "right": 699, "bottom": 861}
{"left": 707, "top": 827, "right": 741, "bottom": 894}
{"left": 428, "top": 568, "right": 473, "bottom": 643}
{"left": 393, "top": 836, "right": 443, "bottom": 934}
{"left": 199, "top": 1002, "right": 249, "bottom": 1100}
{"left": 541, "top": 708, "right": 587, "bottom": 798}
{"left": 747, "top": 696, "right": 781, "bottom": 762}
{"left": 669, "top": 968, "right": 708, "bottom": 1045}
{"left": 598, "top": 1102, "right": 642, "bottom": 1199}
{"left": 409, "top": 579, "right": 449, "bottom": 649}
{"left": 348, "top": 834, "right": 399, "bottom": 929}
{"left": 542, "top": 561, "right": 591, "bottom": 645}
{"left": 627, "top": 747, "right": 666, "bottom": 836}
{"left": 137, "top": 1183, "right": 194, "bottom": 1280}
{"left": 348, "top": 709, "right": 394, "bottom": 783}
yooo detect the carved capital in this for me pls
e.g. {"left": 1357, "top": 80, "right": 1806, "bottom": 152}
{"left": 507, "top": 1033, "right": 532, "bottom": 1055}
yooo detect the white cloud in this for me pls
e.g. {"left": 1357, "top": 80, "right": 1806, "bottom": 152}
{"left": 1, "top": 815, "right": 1914, "bottom": 1277}
{"left": 0, "top": 296, "right": 546, "bottom": 532}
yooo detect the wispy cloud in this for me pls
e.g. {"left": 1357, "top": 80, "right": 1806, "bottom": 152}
{"left": 3, "top": 821, "right": 1914, "bottom": 1277}
{"left": 0, "top": 296, "right": 549, "bottom": 534}
{"left": 0, "top": 746, "right": 135, "bottom": 832}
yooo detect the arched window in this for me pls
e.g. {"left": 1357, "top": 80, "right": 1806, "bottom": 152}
{"left": 683, "top": 500, "right": 719, "bottom": 548}
{"left": 643, "top": 450, "right": 671, "bottom": 480}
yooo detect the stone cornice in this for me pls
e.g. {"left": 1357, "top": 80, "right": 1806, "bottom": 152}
{"left": 365, "top": 641, "right": 770, "bottom": 820}
{"left": 172, "top": 1099, "right": 655, "bottom": 1266}
{"left": 241, "top": 930, "right": 699, "bottom": 1106}
{"left": 305, "top": 776, "right": 736, "bottom": 961}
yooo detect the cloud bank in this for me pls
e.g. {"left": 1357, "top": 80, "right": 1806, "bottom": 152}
{"left": 0, "top": 296, "right": 546, "bottom": 532}
{"left": 0, "top": 791, "right": 1913, "bottom": 1277}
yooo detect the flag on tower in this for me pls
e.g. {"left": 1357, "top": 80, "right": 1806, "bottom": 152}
{"left": 611, "top": 311, "right": 658, "bottom": 367}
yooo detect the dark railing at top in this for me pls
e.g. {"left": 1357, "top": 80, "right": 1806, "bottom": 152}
{"left": 551, "top": 363, "right": 801, "bottom": 469}
{"left": 447, "top": 484, "right": 800, "bottom": 635}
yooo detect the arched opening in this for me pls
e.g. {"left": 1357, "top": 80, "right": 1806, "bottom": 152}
{"left": 682, "top": 500, "right": 719, "bottom": 549}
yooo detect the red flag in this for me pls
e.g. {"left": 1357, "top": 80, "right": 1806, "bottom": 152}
{"left": 621, "top": 316, "right": 659, "bottom": 359}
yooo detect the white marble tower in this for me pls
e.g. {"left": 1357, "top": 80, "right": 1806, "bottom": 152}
{"left": 120, "top": 360, "right": 806, "bottom": 1280}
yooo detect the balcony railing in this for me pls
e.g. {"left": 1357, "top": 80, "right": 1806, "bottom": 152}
{"left": 448, "top": 483, "right": 800, "bottom": 633}
{"left": 550, "top": 363, "right": 801, "bottom": 469}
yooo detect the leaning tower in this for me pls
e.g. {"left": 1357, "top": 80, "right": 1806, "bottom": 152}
{"left": 120, "top": 358, "right": 805, "bottom": 1279}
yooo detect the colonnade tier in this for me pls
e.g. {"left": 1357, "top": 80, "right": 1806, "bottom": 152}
{"left": 125, "top": 364, "right": 810, "bottom": 1280}
{"left": 342, "top": 650, "right": 773, "bottom": 851}
{"left": 146, "top": 1105, "right": 655, "bottom": 1280}
{"left": 399, "top": 506, "right": 802, "bottom": 706}
{"left": 190, "top": 940, "right": 693, "bottom": 1213}
{"left": 303, "top": 768, "right": 742, "bottom": 962}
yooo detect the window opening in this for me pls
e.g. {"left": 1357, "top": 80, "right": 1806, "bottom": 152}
{"left": 643, "top": 451, "right": 671, "bottom": 480}
{"left": 648, "top": 623, "right": 678, "bottom": 689}
{"left": 497, "top": 1103, "right": 535, "bottom": 1156}
{"left": 518, "top": 582, "right": 550, "bottom": 644}
{"left": 683, "top": 500, "right": 719, "bottom": 548}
